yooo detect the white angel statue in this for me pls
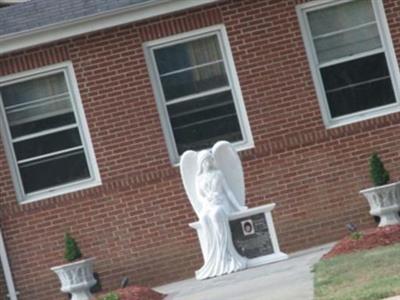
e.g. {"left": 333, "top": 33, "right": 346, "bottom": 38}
{"left": 180, "top": 141, "right": 248, "bottom": 280}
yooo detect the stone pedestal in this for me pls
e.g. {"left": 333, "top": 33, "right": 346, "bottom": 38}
{"left": 190, "top": 203, "right": 288, "bottom": 270}
{"left": 229, "top": 203, "right": 288, "bottom": 267}
{"left": 51, "top": 258, "right": 96, "bottom": 300}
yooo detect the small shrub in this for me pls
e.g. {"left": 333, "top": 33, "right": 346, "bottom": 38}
{"left": 64, "top": 232, "right": 82, "bottom": 262}
{"left": 350, "top": 231, "right": 363, "bottom": 240}
{"left": 101, "top": 292, "right": 119, "bottom": 300}
{"left": 369, "top": 152, "right": 390, "bottom": 186}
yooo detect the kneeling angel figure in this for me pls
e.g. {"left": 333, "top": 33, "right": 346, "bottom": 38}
{"left": 180, "top": 141, "right": 248, "bottom": 280}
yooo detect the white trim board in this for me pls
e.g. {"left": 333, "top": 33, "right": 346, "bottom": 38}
{"left": 0, "top": 228, "right": 18, "bottom": 300}
{"left": 0, "top": 0, "right": 219, "bottom": 55}
{"left": 0, "top": 0, "right": 29, "bottom": 3}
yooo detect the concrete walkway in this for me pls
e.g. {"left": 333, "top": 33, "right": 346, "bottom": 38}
{"left": 156, "top": 243, "right": 333, "bottom": 300}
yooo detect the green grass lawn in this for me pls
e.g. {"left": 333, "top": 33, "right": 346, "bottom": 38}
{"left": 314, "top": 244, "right": 400, "bottom": 300}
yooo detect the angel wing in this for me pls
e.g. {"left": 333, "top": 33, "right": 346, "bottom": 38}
{"left": 180, "top": 150, "right": 202, "bottom": 218}
{"left": 212, "top": 141, "right": 245, "bottom": 207}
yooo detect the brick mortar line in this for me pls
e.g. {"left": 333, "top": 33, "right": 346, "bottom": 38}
{"left": 1, "top": 113, "right": 399, "bottom": 217}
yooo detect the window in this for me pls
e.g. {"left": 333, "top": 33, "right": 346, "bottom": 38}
{"left": 144, "top": 25, "right": 253, "bottom": 164}
{"left": 0, "top": 62, "right": 101, "bottom": 203}
{"left": 297, "top": 0, "right": 400, "bottom": 127}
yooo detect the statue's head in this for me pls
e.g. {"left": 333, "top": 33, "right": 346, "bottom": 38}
{"left": 197, "top": 150, "right": 215, "bottom": 174}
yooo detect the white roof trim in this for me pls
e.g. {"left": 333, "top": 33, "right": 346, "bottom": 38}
{"left": 0, "top": 0, "right": 30, "bottom": 3}
{"left": 0, "top": 0, "right": 219, "bottom": 55}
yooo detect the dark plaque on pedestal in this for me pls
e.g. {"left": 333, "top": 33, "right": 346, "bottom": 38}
{"left": 229, "top": 213, "right": 274, "bottom": 258}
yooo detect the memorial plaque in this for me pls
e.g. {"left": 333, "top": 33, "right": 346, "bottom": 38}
{"left": 229, "top": 213, "right": 274, "bottom": 258}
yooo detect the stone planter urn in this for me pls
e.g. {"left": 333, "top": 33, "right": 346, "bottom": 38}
{"left": 360, "top": 182, "right": 400, "bottom": 227}
{"left": 51, "top": 257, "right": 96, "bottom": 300}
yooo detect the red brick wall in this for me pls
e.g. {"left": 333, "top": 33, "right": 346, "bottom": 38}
{"left": 1, "top": 0, "right": 400, "bottom": 299}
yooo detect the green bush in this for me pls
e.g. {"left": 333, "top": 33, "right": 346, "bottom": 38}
{"left": 350, "top": 231, "right": 363, "bottom": 240}
{"left": 101, "top": 292, "right": 120, "bottom": 300}
{"left": 64, "top": 232, "right": 82, "bottom": 262}
{"left": 369, "top": 152, "right": 390, "bottom": 186}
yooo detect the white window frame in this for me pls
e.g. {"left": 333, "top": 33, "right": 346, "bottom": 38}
{"left": 297, "top": 0, "right": 400, "bottom": 128}
{"left": 144, "top": 25, "right": 254, "bottom": 165}
{"left": 0, "top": 61, "right": 101, "bottom": 204}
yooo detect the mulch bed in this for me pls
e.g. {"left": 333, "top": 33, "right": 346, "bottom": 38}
{"left": 323, "top": 224, "right": 400, "bottom": 259}
{"left": 95, "top": 286, "right": 166, "bottom": 300}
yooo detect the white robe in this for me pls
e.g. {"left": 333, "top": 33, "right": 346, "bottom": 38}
{"left": 195, "top": 170, "right": 247, "bottom": 279}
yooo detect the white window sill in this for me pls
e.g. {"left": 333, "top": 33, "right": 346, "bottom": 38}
{"left": 324, "top": 102, "right": 400, "bottom": 129}
{"left": 19, "top": 178, "right": 102, "bottom": 205}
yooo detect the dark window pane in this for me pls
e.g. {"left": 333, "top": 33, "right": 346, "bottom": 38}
{"left": 321, "top": 53, "right": 396, "bottom": 118}
{"left": 1, "top": 73, "right": 67, "bottom": 107}
{"left": 167, "top": 91, "right": 242, "bottom": 154}
{"left": 9, "top": 112, "right": 76, "bottom": 138}
{"left": 308, "top": 0, "right": 374, "bottom": 37}
{"left": 307, "top": 0, "right": 380, "bottom": 63}
{"left": 161, "top": 62, "right": 228, "bottom": 100}
{"left": 19, "top": 150, "right": 90, "bottom": 194}
{"left": 14, "top": 128, "right": 82, "bottom": 160}
{"left": 5, "top": 94, "right": 73, "bottom": 129}
{"left": 322, "top": 53, "right": 389, "bottom": 90}
{"left": 154, "top": 35, "right": 222, "bottom": 74}
{"left": 0, "top": 71, "right": 94, "bottom": 197}
{"left": 326, "top": 79, "right": 395, "bottom": 118}
{"left": 314, "top": 24, "right": 380, "bottom": 64}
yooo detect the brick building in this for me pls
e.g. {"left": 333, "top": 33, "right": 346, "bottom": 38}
{"left": 0, "top": 0, "right": 399, "bottom": 299}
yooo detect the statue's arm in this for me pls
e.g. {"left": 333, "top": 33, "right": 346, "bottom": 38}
{"left": 220, "top": 171, "right": 247, "bottom": 211}
{"left": 196, "top": 178, "right": 206, "bottom": 199}
{"left": 195, "top": 178, "right": 207, "bottom": 216}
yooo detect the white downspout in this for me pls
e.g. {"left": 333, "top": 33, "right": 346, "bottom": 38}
{"left": 0, "top": 228, "right": 18, "bottom": 300}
